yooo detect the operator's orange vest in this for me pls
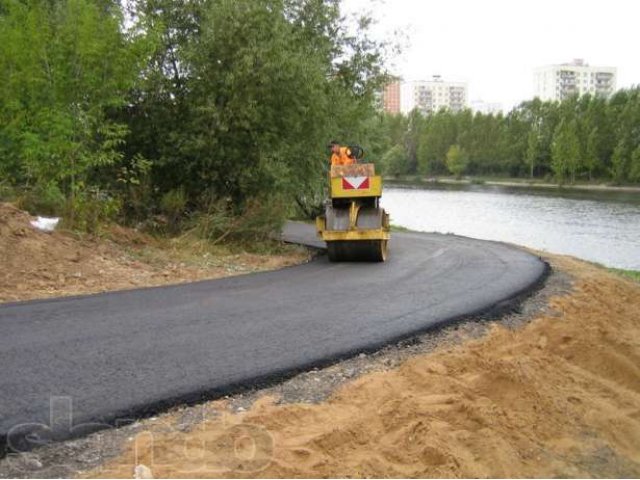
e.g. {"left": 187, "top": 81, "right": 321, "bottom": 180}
{"left": 330, "top": 146, "right": 355, "bottom": 166}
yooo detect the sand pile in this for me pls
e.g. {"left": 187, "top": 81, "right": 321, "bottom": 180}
{"left": 94, "top": 256, "right": 640, "bottom": 478}
{"left": 0, "top": 203, "right": 305, "bottom": 303}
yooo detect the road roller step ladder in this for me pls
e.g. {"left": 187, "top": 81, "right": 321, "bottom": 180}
{"left": 316, "top": 163, "right": 390, "bottom": 262}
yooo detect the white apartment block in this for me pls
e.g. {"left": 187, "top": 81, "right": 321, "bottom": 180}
{"left": 534, "top": 59, "right": 616, "bottom": 101}
{"left": 401, "top": 76, "right": 468, "bottom": 114}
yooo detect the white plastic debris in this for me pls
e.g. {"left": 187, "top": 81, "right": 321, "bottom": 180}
{"left": 30, "top": 216, "right": 60, "bottom": 232}
{"left": 134, "top": 464, "right": 154, "bottom": 479}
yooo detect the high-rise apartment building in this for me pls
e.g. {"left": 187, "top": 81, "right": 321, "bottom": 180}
{"left": 409, "top": 76, "right": 468, "bottom": 114}
{"left": 382, "top": 80, "right": 401, "bottom": 114}
{"left": 534, "top": 59, "right": 616, "bottom": 101}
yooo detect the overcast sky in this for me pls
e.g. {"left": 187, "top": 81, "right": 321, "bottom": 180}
{"left": 342, "top": 0, "right": 640, "bottom": 109}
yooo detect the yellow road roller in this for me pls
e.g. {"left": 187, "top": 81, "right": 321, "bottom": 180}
{"left": 316, "top": 163, "right": 390, "bottom": 262}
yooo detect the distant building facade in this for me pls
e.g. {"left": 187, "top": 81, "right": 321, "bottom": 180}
{"left": 534, "top": 59, "right": 616, "bottom": 101}
{"left": 403, "top": 76, "right": 468, "bottom": 114}
{"left": 382, "top": 80, "right": 401, "bottom": 114}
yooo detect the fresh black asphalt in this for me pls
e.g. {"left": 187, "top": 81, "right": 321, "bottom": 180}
{"left": 0, "top": 222, "right": 547, "bottom": 452}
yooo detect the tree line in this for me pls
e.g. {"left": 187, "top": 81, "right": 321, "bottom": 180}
{"left": 0, "top": 0, "right": 389, "bottom": 237}
{"left": 2, "top": 0, "right": 637, "bottom": 243}
{"left": 371, "top": 90, "right": 640, "bottom": 185}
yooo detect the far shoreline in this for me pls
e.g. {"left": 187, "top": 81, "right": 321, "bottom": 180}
{"left": 384, "top": 175, "right": 640, "bottom": 194}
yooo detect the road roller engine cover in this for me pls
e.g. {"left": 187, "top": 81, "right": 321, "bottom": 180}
{"left": 316, "top": 148, "right": 390, "bottom": 262}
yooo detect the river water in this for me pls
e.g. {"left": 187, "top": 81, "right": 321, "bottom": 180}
{"left": 381, "top": 183, "right": 640, "bottom": 270}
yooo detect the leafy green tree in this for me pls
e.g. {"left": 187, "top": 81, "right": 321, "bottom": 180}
{"left": 361, "top": 113, "right": 406, "bottom": 166}
{"left": 381, "top": 144, "right": 409, "bottom": 176}
{"left": 445, "top": 144, "right": 468, "bottom": 178}
{"left": 372, "top": 86, "right": 640, "bottom": 184}
{"left": 0, "top": 0, "right": 144, "bottom": 196}
{"left": 611, "top": 139, "right": 630, "bottom": 184}
{"left": 417, "top": 110, "right": 457, "bottom": 175}
{"left": 124, "top": 0, "right": 390, "bottom": 222}
{"left": 551, "top": 119, "right": 580, "bottom": 184}
{"left": 403, "top": 110, "right": 423, "bottom": 174}
{"left": 526, "top": 129, "right": 540, "bottom": 178}
{"left": 464, "top": 112, "right": 504, "bottom": 175}
{"left": 584, "top": 127, "right": 600, "bottom": 181}
{"left": 499, "top": 106, "right": 530, "bottom": 176}
{"left": 628, "top": 146, "right": 640, "bottom": 183}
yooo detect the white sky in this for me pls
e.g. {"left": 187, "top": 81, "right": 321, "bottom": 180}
{"left": 342, "top": 0, "right": 640, "bottom": 109}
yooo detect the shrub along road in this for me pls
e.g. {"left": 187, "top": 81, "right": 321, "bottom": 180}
{"left": 0, "top": 223, "right": 546, "bottom": 452}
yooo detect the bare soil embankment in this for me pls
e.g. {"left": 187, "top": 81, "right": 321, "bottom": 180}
{"left": 87, "top": 255, "right": 640, "bottom": 478}
{"left": 0, "top": 203, "right": 308, "bottom": 304}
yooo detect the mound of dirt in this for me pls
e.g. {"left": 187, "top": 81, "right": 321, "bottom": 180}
{"left": 93, "top": 256, "right": 640, "bottom": 478}
{"left": 0, "top": 203, "right": 307, "bottom": 303}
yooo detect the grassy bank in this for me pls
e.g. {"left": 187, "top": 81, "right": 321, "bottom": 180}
{"left": 390, "top": 224, "right": 411, "bottom": 232}
{"left": 610, "top": 268, "right": 640, "bottom": 282}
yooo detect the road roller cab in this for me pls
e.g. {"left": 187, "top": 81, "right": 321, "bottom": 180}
{"left": 316, "top": 163, "right": 390, "bottom": 262}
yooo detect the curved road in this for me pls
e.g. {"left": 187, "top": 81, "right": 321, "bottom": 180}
{"left": 0, "top": 223, "right": 546, "bottom": 451}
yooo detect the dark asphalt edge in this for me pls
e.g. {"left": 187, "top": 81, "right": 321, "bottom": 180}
{"left": 0, "top": 251, "right": 550, "bottom": 456}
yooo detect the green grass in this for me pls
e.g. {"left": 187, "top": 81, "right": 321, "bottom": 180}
{"left": 390, "top": 224, "right": 412, "bottom": 232}
{"left": 0, "top": 182, "right": 17, "bottom": 202}
{"left": 469, "top": 178, "right": 486, "bottom": 185}
{"left": 609, "top": 268, "right": 640, "bottom": 282}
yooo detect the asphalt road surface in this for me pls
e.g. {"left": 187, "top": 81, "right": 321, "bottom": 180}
{"left": 0, "top": 223, "right": 547, "bottom": 452}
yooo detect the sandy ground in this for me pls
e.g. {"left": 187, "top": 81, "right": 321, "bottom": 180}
{"left": 0, "top": 203, "right": 309, "bottom": 304}
{"left": 55, "top": 255, "right": 637, "bottom": 479}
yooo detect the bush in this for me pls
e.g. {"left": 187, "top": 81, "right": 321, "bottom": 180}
{"left": 117, "top": 154, "right": 154, "bottom": 224}
{"left": 62, "top": 188, "right": 122, "bottom": 233}
{"left": 0, "top": 181, "right": 17, "bottom": 202}
{"left": 160, "top": 188, "right": 188, "bottom": 232}
{"left": 188, "top": 196, "right": 287, "bottom": 248}
{"left": 18, "top": 183, "right": 66, "bottom": 216}
{"left": 445, "top": 145, "right": 468, "bottom": 179}
{"left": 381, "top": 145, "right": 410, "bottom": 176}
{"left": 235, "top": 197, "right": 288, "bottom": 244}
